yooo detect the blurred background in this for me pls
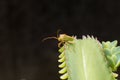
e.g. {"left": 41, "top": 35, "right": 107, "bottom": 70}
{"left": 0, "top": 0, "right": 120, "bottom": 80}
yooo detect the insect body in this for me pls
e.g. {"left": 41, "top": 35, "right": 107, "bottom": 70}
{"left": 43, "top": 34, "right": 76, "bottom": 47}
{"left": 57, "top": 34, "right": 76, "bottom": 47}
{"left": 58, "top": 34, "right": 75, "bottom": 42}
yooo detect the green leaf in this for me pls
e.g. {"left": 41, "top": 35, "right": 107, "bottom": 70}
{"left": 58, "top": 36, "right": 116, "bottom": 80}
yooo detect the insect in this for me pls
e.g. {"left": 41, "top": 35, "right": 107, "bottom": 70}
{"left": 42, "top": 34, "right": 76, "bottom": 47}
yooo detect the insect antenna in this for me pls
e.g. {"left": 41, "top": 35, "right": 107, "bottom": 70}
{"left": 42, "top": 29, "right": 62, "bottom": 42}
{"left": 42, "top": 37, "right": 58, "bottom": 42}
{"left": 57, "top": 29, "right": 62, "bottom": 37}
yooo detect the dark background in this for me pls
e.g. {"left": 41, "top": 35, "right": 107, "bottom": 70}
{"left": 0, "top": 0, "right": 120, "bottom": 80}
